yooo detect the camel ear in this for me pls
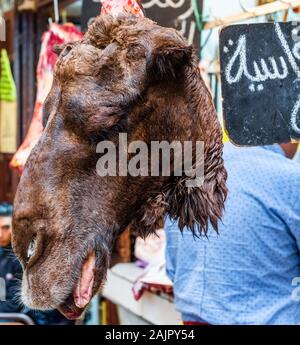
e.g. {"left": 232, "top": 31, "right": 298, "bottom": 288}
{"left": 150, "top": 39, "right": 193, "bottom": 79}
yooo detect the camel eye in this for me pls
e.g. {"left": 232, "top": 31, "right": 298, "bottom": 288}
{"left": 61, "top": 45, "right": 73, "bottom": 58}
{"left": 27, "top": 237, "right": 36, "bottom": 262}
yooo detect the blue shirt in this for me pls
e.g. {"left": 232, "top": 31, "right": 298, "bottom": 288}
{"left": 165, "top": 143, "right": 300, "bottom": 325}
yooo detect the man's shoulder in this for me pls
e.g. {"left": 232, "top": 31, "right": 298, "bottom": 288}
{"left": 283, "top": 158, "right": 300, "bottom": 185}
{"left": 224, "top": 143, "right": 299, "bottom": 169}
{"left": 223, "top": 144, "right": 300, "bottom": 190}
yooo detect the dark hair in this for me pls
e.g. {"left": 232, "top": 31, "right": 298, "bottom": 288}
{"left": 0, "top": 203, "right": 13, "bottom": 217}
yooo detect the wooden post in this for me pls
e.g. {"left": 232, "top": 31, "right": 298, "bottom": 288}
{"left": 116, "top": 228, "right": 132, "bottom": 263}
{"left": 204, "top": 0, "right": 300, "bottom": 30}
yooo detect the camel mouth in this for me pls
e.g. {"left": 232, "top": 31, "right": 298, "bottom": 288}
{"left": 58, "top": 296, "right": 85, "bottom": 320}
{"left": 58, "top": 251, "right": 96, "bottom": 320}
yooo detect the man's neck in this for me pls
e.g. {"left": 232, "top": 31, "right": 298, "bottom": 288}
{"left": 280, "top": 143, "right": 299, "bottom": 159}
{"left": 0, "top": 244, "right": 12, "bottom": 252}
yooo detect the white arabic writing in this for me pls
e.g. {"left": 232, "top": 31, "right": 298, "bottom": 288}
{"left": 223, "top": 23, "right": 300, "bottom": 135}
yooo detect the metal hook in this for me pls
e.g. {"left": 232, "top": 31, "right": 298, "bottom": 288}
{"left": 53, "top": 0, "right": 59, "bottom": 23}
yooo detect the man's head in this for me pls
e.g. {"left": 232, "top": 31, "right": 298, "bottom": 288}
{"left": 0, "top": 204, "right": 13, "bottom": 247}
{"left": 12, "top": 15, "right": 227, "bottom": 319}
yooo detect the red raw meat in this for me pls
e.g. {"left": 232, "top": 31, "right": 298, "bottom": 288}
{"left": 101, "top": 0, "right": 144, "bottom": 17}
{"left": 10, "top": 24, "right": 82, "bottom": 175}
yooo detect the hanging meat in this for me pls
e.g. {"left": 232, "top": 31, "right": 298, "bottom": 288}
{"left": 100, "top": 0, "right": 145, "bottom": 17}
{"left": 10, "top": 24, "right": 82, "bottom": 175}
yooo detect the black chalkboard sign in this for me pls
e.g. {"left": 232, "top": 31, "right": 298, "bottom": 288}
{"left": 81, "top": 0, "right": 102, "bottom": 32}
{"left": 142, "top": 0, "right": 202, "bottom": 49}
{"left": 220, "top": 22, "right": 300, "bottom": 146}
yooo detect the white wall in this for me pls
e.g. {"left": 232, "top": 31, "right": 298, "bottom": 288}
{"left": 202, "top": 0, "right": 258, "bottom": 63}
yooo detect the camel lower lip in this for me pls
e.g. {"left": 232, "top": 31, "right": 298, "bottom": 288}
{"left": 58, "top": 251, "right": 96, "bottom": 320}
{"left": 58, "top": 301, "right": 84, "bottom": 320}
{"left": 74, "top": 251, "right": 96, "bottom": 309}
